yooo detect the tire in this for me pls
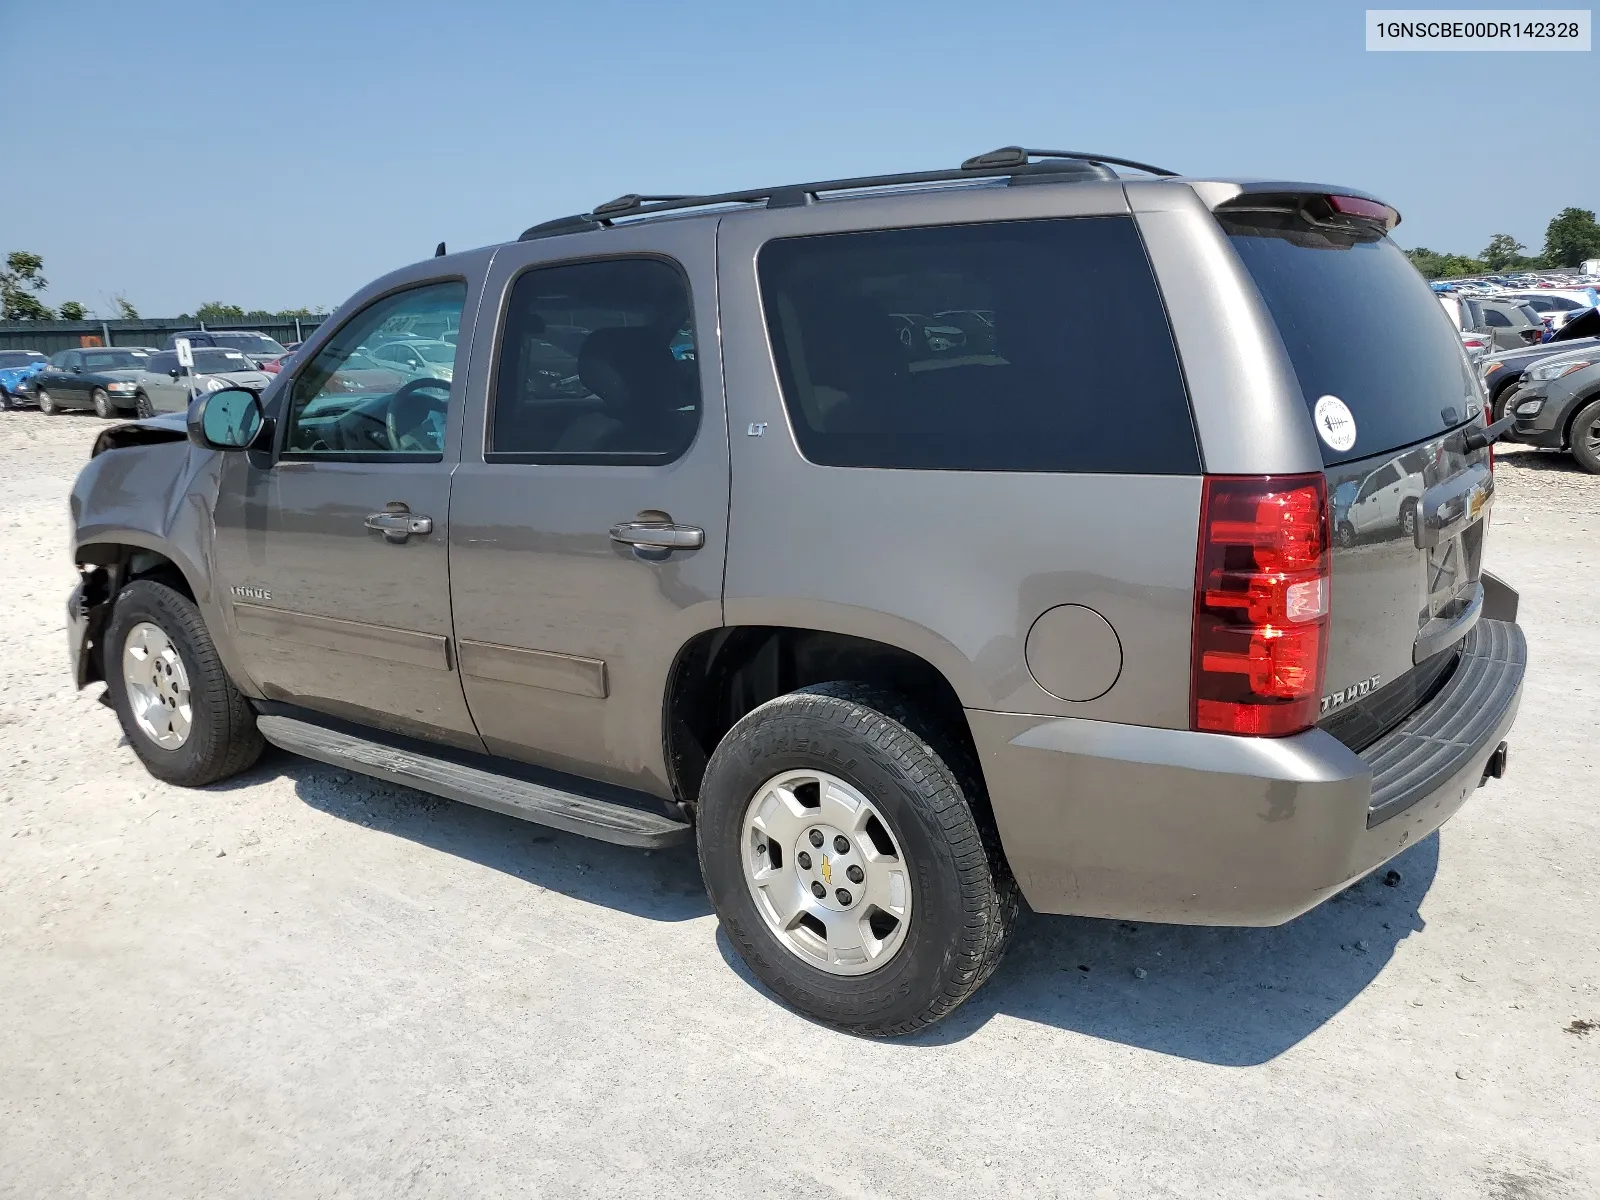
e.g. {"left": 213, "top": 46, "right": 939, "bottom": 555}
{"left": 1335, "top": 520, "right": 1357, "bottom": 548}
{"left": 1491, "top": 381, "right": 1519, "bottom": 423}
{"left": 0, "top": 389, "right": 10, "bottom": 411}
{"left": 1571, "top": 397, "right": 1600, "bottom": 475}
{"left": 37, "top": 388, "right": 57, "bottom": 415}
{"left": 93, "top": 387, "right": 117, "bottom": 418}
{"left": 104, "top": 579, "right": 264, "bottom": 786}
{"left": 1399, "top": 501, "right": 1417, "bottom": 540}
{"left": 696, "top": 682, "right": 1019, "bottom": 1036}
{"left": 134, "top": 391, "right": 154, "bottom": 419}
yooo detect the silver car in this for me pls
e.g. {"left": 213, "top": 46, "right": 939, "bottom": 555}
{"left": 66, "top": 148, "right": 1525, "bottom": 1035}
{"left": 130, "top": 349, "right": 272, "bottom": 417}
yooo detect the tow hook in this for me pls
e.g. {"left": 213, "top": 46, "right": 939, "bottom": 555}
{"left": 1480, "top": 741, "right": 1509, "bottom": 786}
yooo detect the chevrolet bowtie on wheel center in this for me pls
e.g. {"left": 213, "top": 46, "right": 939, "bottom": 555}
{"left": 67, "top": 147, "right": 1525, "bottom": 1035}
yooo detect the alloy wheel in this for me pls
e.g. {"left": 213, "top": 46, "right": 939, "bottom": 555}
{"left": 121, "top": 621, "right": 193, "bottom": 750}
{"left": 739, "top": 768, "right": 913, "bottom": 976}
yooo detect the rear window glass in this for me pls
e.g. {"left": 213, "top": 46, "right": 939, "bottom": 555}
{"left": 757, "top": 216, "right": 1198, "bottom": 474}
{"left": 1222, "top": 212, "right": 1478, "bottom": 464}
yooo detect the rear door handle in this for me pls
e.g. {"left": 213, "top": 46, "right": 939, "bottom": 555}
{"left": 365, "top": 509, "right": 434, "bottom": 544}
{"left": 608, "top": 521, "right": 704, "bottom": 551}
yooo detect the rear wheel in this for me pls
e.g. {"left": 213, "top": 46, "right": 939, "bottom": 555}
{"left": 1570, "top": 398, "right": 1600, "bottom": 475}
{"left": 1399, "top": 500, "right": 1418, "bottom": 540}
{"left": 105, "top": 580, "right": 264, "bottom": 786}
{"left": 92, "top": 387, "right": 114, "bottom": 418}
{"left": 0, "top": 388, "right": 10, "bottom": 411}
{"left": 696, "top": 682, "right": 1018, "bottom": 1036}
{"left": 37, "top": 388, "right": 57, "bottom": 414}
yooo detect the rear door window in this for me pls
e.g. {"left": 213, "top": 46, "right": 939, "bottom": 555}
{"left": 1220, "top": 207, "right": 1479, "bottom": 464}
{"left": 489, "top": 257, "right": 700, "bottom": 464}
{"left": 756, "top": 216, "right": 1198, "bottom": 473}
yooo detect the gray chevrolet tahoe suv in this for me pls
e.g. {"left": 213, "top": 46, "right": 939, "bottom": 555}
{"left": 67, "top": 148, "right": 1526, "bottom": 1035}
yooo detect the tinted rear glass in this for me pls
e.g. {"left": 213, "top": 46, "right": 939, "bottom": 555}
{"left": 757, "top": 216, "right": 1198, "bottom": 473}
{"left": 1222, "top": 212, "right": 1478, "bottom": 464}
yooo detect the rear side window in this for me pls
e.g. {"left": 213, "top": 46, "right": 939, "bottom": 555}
{"left": 489, "top": 257, "right": 700, "bottom": 464}
{"left": 1221, "top": 209, "right": 1479, "bottom": 464}
{"left": 757, "top": 217, "right": 1198, "bottom": 473}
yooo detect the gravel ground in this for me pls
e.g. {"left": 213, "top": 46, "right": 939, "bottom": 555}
{"left": 1, "top": 411, "right": 1596, "bottom": 1199}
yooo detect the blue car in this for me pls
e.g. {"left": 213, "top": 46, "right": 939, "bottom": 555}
{"left": 0, "top": 350, "right": 49, "bottom": 409}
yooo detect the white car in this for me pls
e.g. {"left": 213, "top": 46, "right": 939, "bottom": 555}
{"left": 131, "top": 348, "right": 272, "bottom": 416}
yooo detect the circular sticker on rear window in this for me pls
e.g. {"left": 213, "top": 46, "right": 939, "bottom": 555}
{"left": 1313, "top": 394, "right": 1358, "bottom": 453}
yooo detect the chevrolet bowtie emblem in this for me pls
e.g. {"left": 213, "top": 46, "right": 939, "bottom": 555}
{"left": 821, "top": 855, "right": 832, "bottom": 885}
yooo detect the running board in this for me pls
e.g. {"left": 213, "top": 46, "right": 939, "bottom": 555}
{"left": 255, "top": 715, "right": 691, "bottom": 849}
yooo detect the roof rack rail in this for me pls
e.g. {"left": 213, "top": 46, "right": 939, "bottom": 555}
{"left": 517, "top": 146, "right": 1178, "bottom": 241}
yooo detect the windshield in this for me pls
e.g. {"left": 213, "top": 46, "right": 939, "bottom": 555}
{"left": 82, "top": 350, "right": 152, "bottom": 371}
{"left": 212, "top": 333, "right": 286, "bottom": 356}
{"left": 0, "top": 351, "right": 45, "bottom": 368}
{"left": 1221, "top": 210, "right": 1478, "bottom": 464}
{"left": 193, "top": 349, "right": 255, "bottom": 374}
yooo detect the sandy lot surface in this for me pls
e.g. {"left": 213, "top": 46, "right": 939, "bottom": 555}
{"left": 1, "top": 412, "right": 1596, "bottom": 1199}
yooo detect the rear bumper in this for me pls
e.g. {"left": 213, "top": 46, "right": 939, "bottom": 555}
{"left": 972, "top": 618, "right": 1526, "bottom": 925}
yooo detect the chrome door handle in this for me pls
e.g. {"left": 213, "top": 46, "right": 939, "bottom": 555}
{"left": 608, "top": 521, "right": 704, "bottom": 551}
{"left": 365, "top": 509, "right": 434, "bottom": 544}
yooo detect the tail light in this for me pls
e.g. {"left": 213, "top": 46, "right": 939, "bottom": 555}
{"left": 1191, "top": 475, "right": 1331, "bottom": 737}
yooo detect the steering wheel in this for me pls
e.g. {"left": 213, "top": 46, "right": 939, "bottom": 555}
{"left": 385, "top": 377, "right": 451, "bottom": 452}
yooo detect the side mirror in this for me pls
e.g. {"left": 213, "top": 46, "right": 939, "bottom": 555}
{"left": 188, "top": 387, "right": 268, "bottom": 451}
{"left": 70, "top": 364, "right": 83, "bottom": 374}
{"left": 169, "top": 368, "right": 183, "bottom": 379}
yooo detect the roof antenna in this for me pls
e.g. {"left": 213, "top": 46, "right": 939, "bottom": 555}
{"left": 434, "top": 242, "right": 446, "bottom": 257}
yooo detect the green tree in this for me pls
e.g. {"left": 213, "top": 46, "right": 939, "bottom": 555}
{"left": 1404, "top": 247, "right": 1487, "bottom": 280}
{"left": 1480, "top": 233, "right": 1530, "bottom": 271}
{"left": 57, "top": 301, "right": 88, "bottom": 320}
{"left": 195, "top": 301, "right": 246, "bottom": 322}
{"left": 1, "top": 250, "right": 52, "bottom": 320}
{"left": 1542, "top": 207, "right": 1600, "bottom": 268}
{"left": 113, "top": 293, "right": 139, "bottom": 319}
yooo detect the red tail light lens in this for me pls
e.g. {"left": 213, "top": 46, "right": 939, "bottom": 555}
{"left": 1191, "top": 475, "right": 1331, "bottom": 737}
{"left": 1326, "top": 194, "right": 1400, "bottom": 230}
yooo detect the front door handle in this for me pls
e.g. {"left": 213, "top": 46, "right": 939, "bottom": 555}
{"left": 608, "top": 521, "right": 704, "bottom": 552}
{"left": 365, "top": 508, "right": 434, "bottom": 544}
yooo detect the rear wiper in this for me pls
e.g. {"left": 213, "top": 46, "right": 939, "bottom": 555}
{"left": 1462, "top": 414, "right": 1517, "bottom": 452}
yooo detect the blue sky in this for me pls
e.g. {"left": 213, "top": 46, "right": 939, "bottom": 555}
{"left": 1, "top": 0, "right": 1592, "bottom": 317}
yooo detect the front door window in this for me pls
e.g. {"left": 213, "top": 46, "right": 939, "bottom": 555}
{"left": 285, "top": 281, "right": 466, "bottom": 457}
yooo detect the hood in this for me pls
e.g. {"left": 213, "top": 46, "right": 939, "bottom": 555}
{"left": 89, "top": 410, "right": 188, "bottom": 457}
{"left": 99, "top": 368, "right": 149, "bottom": 381}
{"left": 1481, "top": 334, "right": 1600, "bottom": 373}
{"left": 203, "top": 370, "right": 272, "bottom": 389}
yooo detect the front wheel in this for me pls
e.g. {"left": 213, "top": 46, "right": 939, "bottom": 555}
{"left": 92, "top": 387, "right": 114, "bottom": 418}
{"left": 1571, "top": 398, "right": 1600, "bottom": 475}
{"left": 134, "top": 391, "right": 154, "bottom": 419}
{"left": 104, "top": 580, "right": 264, "bottom": 786}
{"left": 696, "top": 683, "right": 1018, "bottom": 1036}
{"left": 37, "top": 388, "right": 57, "bottom": 415}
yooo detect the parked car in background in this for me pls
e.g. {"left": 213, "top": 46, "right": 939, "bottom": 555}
{"left": 33, "top": 347, "right": 158, "bottom": 417}
{"left": 0, "top": 350, "right": 49, "bottom": 409}
{"left": 363, "top": 337, "right": 457, "bottom": 383}
{"left": 1478, "top": 307, "right": 1600, "bottom": 418}
{"left": 130, "top": 348, "right": 272, "bottom": 417}
{"left": 164, "top": 330, "right": 290, "bottom": 370}
{"left": 1459, "top": 297, "right": 1547, "bottom": 351}
{"left": 1506, "top": 354, "right": 1600, "bottom": 473}
{"left": 1508, "top": 291, "right": 1596, "bottom": 332}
